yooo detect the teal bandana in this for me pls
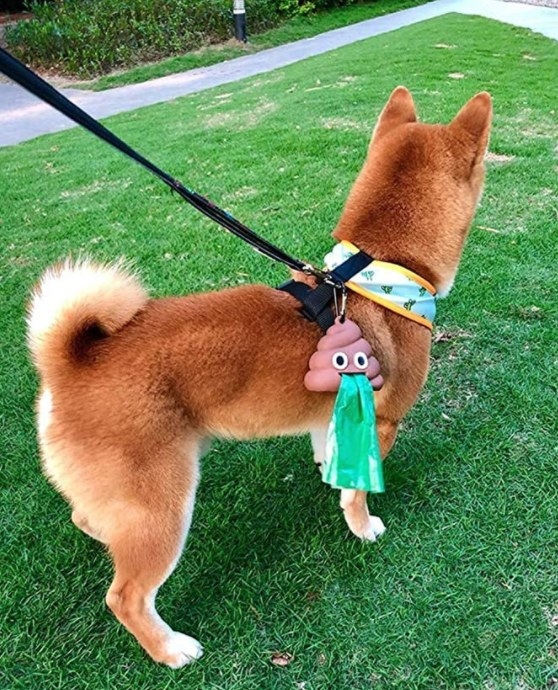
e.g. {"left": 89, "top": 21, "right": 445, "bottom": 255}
{"left": 324, "top": 241, "right": 437, "bottom": 329}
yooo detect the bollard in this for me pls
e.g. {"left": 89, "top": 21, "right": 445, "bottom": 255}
{"left": 233, "top": 0, "right": 247, "bottom": 43}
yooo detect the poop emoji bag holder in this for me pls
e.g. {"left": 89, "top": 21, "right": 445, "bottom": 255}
{"left": 305, "top": 318, "right": 384, "bottom": 493}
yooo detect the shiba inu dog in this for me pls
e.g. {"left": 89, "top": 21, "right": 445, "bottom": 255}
{"left": 27, "top": 87, "right": 492, "bottom": 667}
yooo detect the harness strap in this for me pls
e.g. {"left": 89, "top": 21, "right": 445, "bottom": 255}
{"left": 328, "top": 250, "right": 373, "bottom": 284}
{"left": 278, "top": 280, "right": 335, "bottom": 330}
{"left": 278, "top": 251, "right": 372, "bottom": 330}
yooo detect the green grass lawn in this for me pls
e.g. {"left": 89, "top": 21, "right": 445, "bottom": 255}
{"left": 78, "top": 0, "right": 430, "bottom": 91}
{"left": 1, "top": 13, "right": 558, "bottom": 690}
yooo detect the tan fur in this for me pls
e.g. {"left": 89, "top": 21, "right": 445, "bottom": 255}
{"left": 28, "top": 87, "right": 492, "bottom": 667}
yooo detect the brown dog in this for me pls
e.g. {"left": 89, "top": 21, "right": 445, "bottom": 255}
{"left": 27, "top": 87, "right": 492, "bottom": 667}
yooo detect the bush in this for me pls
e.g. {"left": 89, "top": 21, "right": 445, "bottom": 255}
{"left": 6, "top": 0, "right": 284, "bottom": 77}
{"left": 282, "top": 0, "right": 359, "bottom": 11}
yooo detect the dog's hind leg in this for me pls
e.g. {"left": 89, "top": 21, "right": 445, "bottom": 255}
{"left": 104, "top": 438, "right": 203, "bottom": 668}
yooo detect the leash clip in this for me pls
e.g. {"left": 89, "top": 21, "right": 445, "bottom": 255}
{"left": 333, "top": 283, "right": 347, "bottom": 323}
{"left": 301, "top": 263, "right": 329, "bottom": 281}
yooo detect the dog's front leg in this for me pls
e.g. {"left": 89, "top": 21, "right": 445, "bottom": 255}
{"left": 340, "top": 489, "right": 385, "bottom": 541}
{"left": 311, "top": 427, "right": 386, "bottom": 541}
{"left": 340, "top": 416, "right": 399, "bottom": 541}
{"left": 312, "top": 425, "right": 386, "bottom": 541}
{"left": 312, "top": 424, "right": 386, "bottom": 540}
{"left": 310, "top": 427, "right": 328, "bottom": 468}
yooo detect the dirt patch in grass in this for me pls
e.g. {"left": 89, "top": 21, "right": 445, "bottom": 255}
{"left": 485, "top": 152, "right": 515, "bottom": 164}
{"left": 320, "top": 116, "right": 368, "bottom": 132}
{"left": 202, "top": 99, "right": 278, "bottom": 130}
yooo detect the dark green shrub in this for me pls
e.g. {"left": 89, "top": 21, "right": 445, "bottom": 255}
{"left": 6, "top": 0, "right": 366, "bottom": 77}
{"left": 282, "top": 0, "right": 359, "bottom": 12}
{"left": 6, "top": 0, "right": 282, "bottom": 77}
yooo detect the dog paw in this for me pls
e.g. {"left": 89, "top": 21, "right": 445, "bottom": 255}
{"left": 361, "top": 515, "right": 386, "bottom": 542}
{"left": 161, "top": 632, "right": 204, "bottom": 669}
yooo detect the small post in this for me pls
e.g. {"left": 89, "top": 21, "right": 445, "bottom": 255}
{"left": 233, "top": 0, "right": 247, "bottom": 43}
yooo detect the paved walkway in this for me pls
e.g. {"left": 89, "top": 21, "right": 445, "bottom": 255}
{"left": 0, "top": 0, "right": 556, "bottom": 146}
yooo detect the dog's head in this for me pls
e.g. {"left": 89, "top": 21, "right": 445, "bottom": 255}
{"left": 333, "top": 87, "right": 492, "bottom": 297}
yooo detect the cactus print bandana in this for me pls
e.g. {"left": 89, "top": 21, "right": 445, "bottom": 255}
{"left": 324, "top": 241, "right": 437, "bottom": 330}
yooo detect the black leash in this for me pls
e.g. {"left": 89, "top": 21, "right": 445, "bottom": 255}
{"left": 0, "top": 46, "right": 327, "bottom": 279}
{"left": 0, "top": 47, "right": 373, "bottom": 330}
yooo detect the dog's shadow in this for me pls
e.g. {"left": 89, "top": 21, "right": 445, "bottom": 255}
{"left": 160, "top": 432, "right": 444, "bottom": 634}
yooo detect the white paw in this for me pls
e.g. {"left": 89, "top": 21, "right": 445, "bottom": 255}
{"left": 361, "top": 515, "right": 386, "bottom": 542}
{"left": 163, "top": 632, "right": 204, "bottom": 669}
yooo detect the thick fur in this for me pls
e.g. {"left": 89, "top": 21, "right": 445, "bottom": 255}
{"left": 28, "top": 87, "right": 492, "bottom": 667}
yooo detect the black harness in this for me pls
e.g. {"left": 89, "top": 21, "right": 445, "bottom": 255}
{"left": 0, "top": 46, "right": 370, "bottom": 331}
{"left": 278, "top": 250, "right": 372, "bottom": 330}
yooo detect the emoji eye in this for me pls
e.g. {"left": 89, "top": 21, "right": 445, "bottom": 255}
{"left": 332, "top": 352, "right": 349, "bottom": 370}
{"left": 353, "top": 352, "right": 369, "bottom": 370}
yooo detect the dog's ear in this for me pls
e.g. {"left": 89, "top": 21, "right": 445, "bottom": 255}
{"left": 371, "top": 86, "right": 417, "bottom": 144}
{"left": 449, "top": 92, "right": 492, "bottom": 168}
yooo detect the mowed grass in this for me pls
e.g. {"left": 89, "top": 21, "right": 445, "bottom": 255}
{"left": 1, "top": 13, "right": 558, "bottom": 690}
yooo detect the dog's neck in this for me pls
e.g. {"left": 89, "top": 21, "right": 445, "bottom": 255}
{"left": 330, "top": 158, "right": 470, "bottom": 299}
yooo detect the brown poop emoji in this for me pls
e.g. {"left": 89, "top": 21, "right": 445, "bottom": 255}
{"left": 304, "top": 317, "right": 384, "bottom": 393}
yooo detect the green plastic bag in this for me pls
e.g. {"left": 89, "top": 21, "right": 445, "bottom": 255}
{"left": 322, "top": 374, "right": 385, "bottom": 493}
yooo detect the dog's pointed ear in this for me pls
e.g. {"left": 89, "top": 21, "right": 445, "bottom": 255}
{"left": 372, "top": 86, "right": 417, "bottom": 144}
{"left": 450, "top": 92, "right": 492, "bottom": 166}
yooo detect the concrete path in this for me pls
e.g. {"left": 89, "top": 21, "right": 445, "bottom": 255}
{"left": 0, "top": 0, "right": 556, "bottom": 146}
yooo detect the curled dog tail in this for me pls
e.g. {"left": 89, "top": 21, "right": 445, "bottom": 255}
{"left": 27, "top": 259, "right": 148, "bottom": 380}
